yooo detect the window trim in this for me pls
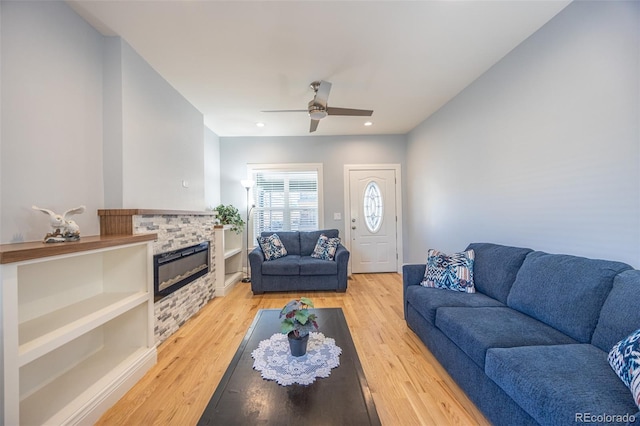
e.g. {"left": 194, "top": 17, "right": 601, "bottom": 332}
{"left": 246, "top": 163, "right": 324, "bottom": 243}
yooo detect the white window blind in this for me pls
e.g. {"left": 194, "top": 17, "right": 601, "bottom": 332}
{"left": 249, "top": 165, "right": 322, "bottom": 240}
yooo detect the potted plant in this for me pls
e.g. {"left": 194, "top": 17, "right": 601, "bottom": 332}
{"left": 214, "top": 204, "right": 245, "bottom": 234}
{"left": 280, "top": 297, "right": 319, "bottom": 357}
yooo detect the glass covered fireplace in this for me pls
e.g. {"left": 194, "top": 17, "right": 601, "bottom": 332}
{"left": 153, "top": 241, "right": 210, "bottom": 298}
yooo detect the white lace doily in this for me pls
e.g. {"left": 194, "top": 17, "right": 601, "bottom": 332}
{"left": 251, "top": 332, "right": 342, "bottom": 386}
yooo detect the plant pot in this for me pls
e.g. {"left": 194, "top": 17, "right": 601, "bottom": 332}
{"left": 287, "top": 332, "right": 310, "bottom": 357}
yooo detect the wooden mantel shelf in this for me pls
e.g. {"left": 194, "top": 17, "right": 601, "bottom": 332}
{"left": 0, "top": 234, "right": 157, "bottom": 264}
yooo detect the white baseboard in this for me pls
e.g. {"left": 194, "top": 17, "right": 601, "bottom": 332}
{"left": 60, "top": 347, "right": 157, "bottom": 426}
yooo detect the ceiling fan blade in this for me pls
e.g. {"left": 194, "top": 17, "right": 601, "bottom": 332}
{"left": 310, "top": 119, "right": 320, "bottom": 133}
{"left": 326, "top": 107, "right": 373, "bottom": 117}
{"left": 261, "top": 109, "right": 308, "bottom": 113}
{"left": 314, "top": 80, "right": 332, "bottom": 108}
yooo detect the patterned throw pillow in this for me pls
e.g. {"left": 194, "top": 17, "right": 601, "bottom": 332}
{"left": 310, "top": 235, "right": 341, "bottom": 261}
{"left": 421, "top": 249, "right": 475, "bottom": 293}
{"left": 257, "top": 233, "right": 288, "bottom": 261}
{"left": 608, "top": 328, "right": 640, "bottom": 409}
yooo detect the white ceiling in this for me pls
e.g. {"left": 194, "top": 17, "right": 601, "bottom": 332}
{"left": 68, "top": 0, "right": 571, "bottom": 137}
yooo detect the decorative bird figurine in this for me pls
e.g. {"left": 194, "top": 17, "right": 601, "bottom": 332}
{"left": 64, "top": 219, "right": 81, "bottom": 241}
{"left": 32, "top": 205, "right": 86, "bottom": 243}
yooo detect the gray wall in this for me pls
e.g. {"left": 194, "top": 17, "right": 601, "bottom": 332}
{"left": 104, "top": 36, "right": 206, "bottom": 210}
{"left": 2, "top": 0, "right": 104, "bottom": 242}
{"left": 204, "top": 126, "right": 221, "bottom": 209}
{"left": 103, "top": 37, "right": 124, "bottom": 209}
{"left": 1, "top": 2, "right": 3, "bottom": 246}
{"left": 119, "top": 40, "right": 205, "bottom": 210}
{"left": 1, "top": 1, "right": 214, "bottom": 243}
{"left": 219, "top": 135, "right": 407, "bottom": 240}
{"left": 406, "top": 0, "right": 640, "bottom": 267}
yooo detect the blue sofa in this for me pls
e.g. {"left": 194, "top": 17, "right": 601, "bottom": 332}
{"left": 248, "top": 229, "right": 349, "bottom": 294}
{"left": 404, "top": 242, "right": 640, "bottom": 426}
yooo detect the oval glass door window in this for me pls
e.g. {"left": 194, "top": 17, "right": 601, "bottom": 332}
{"left": 364, "top": 181, "right": 383, "bottom": 233}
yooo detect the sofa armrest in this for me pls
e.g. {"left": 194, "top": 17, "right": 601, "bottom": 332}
{"left": 403, "top": 264, "right": 426, "bottom": 288}
{"left": 403, "top": 264, "right": 426, "bottom": 319}
{"left": 335, "top": 244, "right": 350, "bottom": 292}
{"left": 248, "top": 247, "right": 265, "bottom": 294}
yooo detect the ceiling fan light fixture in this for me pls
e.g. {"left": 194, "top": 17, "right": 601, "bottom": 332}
{"left": 309, "top": 110, "right": 327, "bottom": 120}
{"left": 308, "top": 104, "right": 327, "bottom": 120}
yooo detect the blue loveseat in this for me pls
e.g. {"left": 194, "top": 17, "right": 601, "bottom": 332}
{"left": 404, "top": 242, "right": 640, "bottom": 426}
{"left": 248, "top": 229, "right": 349, "bottom": 294}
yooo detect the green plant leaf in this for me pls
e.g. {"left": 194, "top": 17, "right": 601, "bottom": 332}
{"left": 281, "top": 320, "right": 294, "bottom": 334}
{"left": 294, "top": 311, "right": 309, "bottom": 324}
{"left": 299, "top": 296, "right": 314, "bottom": 308}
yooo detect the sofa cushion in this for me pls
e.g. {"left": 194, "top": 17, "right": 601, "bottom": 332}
{"left": 405, "top": 285, "right": 503, "bottom": 326}
{"left": 260, "top": 255, "right": 300, "bottom": 276}
{"left": 507, "top": 251, "right": 632, "bottom": 343}
{"left": 608, "top": 328, "right": 640, "bottom": 410}
{"left": 486, "top": 344, "right": 639, "bottom": 425}
{"left": 435, "top": 306, "right": 576, "bottom": 369}
{"left": 258, "top": 233, "right": 288, "bottom": 260}
{"left": 299, "top": 256, "right": 338, "bottom": 276}
{"left": 592, "top": 270, "right": 640, "bottom": 352}
{"left": 465, "top": 243, "right": 532, "bottom": 304}
{"left": 310, "top": 235, "right": 341, "bottom": 261}
{"left": 300, "top": 229, "right": 340, "bottom": 256}
{"left": 421, "top": 249, "right": 475, "bottom": 293}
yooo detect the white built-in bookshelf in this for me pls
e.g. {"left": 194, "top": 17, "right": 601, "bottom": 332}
{"left": 0, "top": 234, "right": 157, "bottom": 425}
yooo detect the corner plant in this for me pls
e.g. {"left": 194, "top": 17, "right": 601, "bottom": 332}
{"left": 214, "top": 204, "right": 244, "bottom": 234}
{"left": 280, "top": 297, "right": 319, "bottom": 339}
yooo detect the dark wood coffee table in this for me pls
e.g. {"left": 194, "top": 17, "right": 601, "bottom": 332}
{"left": 198, "top": 308, "right": 380, "bottom": 425}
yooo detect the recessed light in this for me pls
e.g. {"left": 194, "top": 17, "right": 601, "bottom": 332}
{"left": 364, "top": 121, "right": 373, "bottom": 126}
{"left": 256, "top": 122, "right": 265, "bottom": 127}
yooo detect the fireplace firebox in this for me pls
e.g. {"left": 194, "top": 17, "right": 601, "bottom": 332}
{"left": 154, "top": 241, "right": 210, "bottom": 298}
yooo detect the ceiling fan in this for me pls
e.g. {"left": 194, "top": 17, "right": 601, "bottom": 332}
{"left": 262, "top": 80, "right": 373, "bottom": 132}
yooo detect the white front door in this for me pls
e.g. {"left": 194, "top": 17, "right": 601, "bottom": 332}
{"left": 348, "top": 169, "right": 398, "bottom": 273}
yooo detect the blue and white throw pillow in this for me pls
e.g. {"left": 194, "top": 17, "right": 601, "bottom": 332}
{"left": 311, "top": 235, "right": 341, "bottom": 261}
{"left": 421, "top": 249, "right": 475, "bottom": 293}
{"left": 608, "top": 328, "right": 640, "bottom": 409}
{"left": 258, "top": 233, "right": 287, "bottom": 261}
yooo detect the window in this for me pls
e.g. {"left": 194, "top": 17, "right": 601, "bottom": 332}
{"left": 364, "top": 181, "right": 383, "bottom": 233}
{"left": 248, "top": 164, "right": 323, "bottom": 242}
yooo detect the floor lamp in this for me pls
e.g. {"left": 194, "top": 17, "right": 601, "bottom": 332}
{"left": 240, "top": 179, "right": 254, "bottom": 283}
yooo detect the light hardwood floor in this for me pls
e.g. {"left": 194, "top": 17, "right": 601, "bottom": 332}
{"left": 96, "top": 273, "right": 490, "bottom": 426}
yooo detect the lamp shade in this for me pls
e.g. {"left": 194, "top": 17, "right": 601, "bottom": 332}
{"left": 240, "top": 179, "right": 254, "bottom": 189}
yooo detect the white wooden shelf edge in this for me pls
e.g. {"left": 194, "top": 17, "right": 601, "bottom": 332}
{"left": 19, "top": 292, "right": 149, "bottom": 366}
{"left": 224, "top": 247, "right": 242, "bottom": 259}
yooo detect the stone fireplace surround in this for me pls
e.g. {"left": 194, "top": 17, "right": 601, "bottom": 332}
{"left": 98, "top": 209, "right": 217, "bottom": 345}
